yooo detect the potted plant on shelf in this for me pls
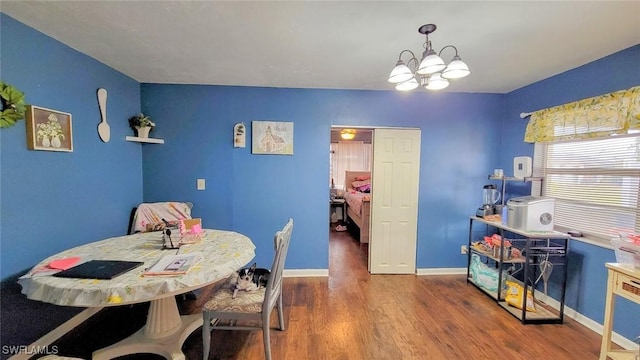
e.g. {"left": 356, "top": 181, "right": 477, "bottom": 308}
{"left": 128, "top": 113, "right": 155, "bottom": 138}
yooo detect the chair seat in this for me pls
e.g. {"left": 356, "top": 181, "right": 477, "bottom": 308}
{"left": 203, "top": 287, "right": 265, "bottom": 313}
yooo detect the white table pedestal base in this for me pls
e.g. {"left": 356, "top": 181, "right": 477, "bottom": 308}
{"left": 92, "top": 296, "right": 202, "bottom": 360}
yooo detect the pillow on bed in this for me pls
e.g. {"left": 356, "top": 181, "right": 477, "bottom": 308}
{"left": 352, "top": 179, "right": 371, "bottom": 193}
{"left": 354, "top": 175, "right": 371, "bottom": 181}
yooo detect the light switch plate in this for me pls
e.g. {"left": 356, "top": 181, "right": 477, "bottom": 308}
{"left": 197, "top": 178, "right": 205, "bottom": 190}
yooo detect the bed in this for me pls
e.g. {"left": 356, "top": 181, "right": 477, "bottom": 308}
{"left": 343, "top": 170, "right": 371, "bottom": 244}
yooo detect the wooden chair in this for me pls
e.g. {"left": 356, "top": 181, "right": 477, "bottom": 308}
{"left": 201, "top": 218, "right": 294, "bottom": 360}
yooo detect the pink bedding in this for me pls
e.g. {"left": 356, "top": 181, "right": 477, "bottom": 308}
{"left": 344, "top": 190, "right": 370, "bottom": 216}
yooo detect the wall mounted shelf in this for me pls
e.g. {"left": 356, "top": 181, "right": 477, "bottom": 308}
{"left": 125, "top": 136, "right": 164, "bottom": 144}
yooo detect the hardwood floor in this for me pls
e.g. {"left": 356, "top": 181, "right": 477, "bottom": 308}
{"left": 48, "top": 228, "right": 603, "bottom": 359}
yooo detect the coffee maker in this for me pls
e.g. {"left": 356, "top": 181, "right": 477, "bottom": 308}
{"left": 476, "top": 184, "right": 501, "bottom": 217}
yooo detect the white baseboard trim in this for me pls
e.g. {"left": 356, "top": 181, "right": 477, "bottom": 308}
{"left": 282, "top": 268, "right": 469, "bottom": 277}
{"left": 8, "top": 307, "right": 102, "bottom": 360}
{"left": 417, "top": 267, "right": 467, "bottom": 275}
{"left": 283, "top": 269, "right": 329, "bottom": 277}
{"left": 536, "top": 294, "right": 637, "bottom": 350}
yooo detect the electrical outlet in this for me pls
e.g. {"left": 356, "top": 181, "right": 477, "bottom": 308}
{"left": 461, "top": 245, "right": 468, "bottom": 254}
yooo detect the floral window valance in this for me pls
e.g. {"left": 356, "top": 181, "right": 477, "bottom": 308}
{"left": 524, "top": 86, "right": 640, "bottom": 143}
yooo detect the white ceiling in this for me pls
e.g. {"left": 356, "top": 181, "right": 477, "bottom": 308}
{"left": 2, "top": 1, "right": 639, "bottom": 94}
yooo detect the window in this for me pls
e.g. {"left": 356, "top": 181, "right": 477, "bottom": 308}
{"left": 534, "top": 133, "right": 640, "bottom": 242}
{"left": 330, "top": 141, "right": 372, "bottom": 189}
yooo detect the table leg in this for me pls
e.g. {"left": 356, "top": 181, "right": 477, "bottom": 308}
{"left": 599, "top": 269, "right": 615, "bottom": 360}
{"left": 92, "top": 296, "right": 202, "bottom": 360}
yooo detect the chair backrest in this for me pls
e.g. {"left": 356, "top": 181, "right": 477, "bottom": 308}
{"left": 128, "top": 201, "right": 193, "bottom": 234}
{"left": 263, "top": 218, "right": 293, "bottom": 311}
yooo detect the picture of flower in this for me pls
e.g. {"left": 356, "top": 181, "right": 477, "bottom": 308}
{"left": 36, "top": 114, "right": 66, "bottom": 147}
{"left": 26, "top": 105, "right": 73, "bottom": 152}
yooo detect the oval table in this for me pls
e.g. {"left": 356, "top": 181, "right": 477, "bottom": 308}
{"left": 18, "top": 229, "right": 256, "bottom": 360}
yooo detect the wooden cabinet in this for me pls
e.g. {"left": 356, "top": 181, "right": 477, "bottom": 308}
{"left": 599, "top": 263, "right": 640, "bottom": 360}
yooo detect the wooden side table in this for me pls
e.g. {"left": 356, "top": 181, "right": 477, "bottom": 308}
{"left": 599, "top": 263, "right": 640, "bottom": 360}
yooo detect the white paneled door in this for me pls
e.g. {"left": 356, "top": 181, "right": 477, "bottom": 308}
{"left": 369, "top": 129, "right": 421, "bottom": 274}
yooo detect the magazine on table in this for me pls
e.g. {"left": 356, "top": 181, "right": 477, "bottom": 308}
{"left": 143, "top": 252, "right": 203, "bottom": 276}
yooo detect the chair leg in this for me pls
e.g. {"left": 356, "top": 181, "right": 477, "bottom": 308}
{"left": 262, "top": 312, "right": 272, "bottom": 360}
{"left": 277, "top": 293, "right": 285, "bottom": 331}
{"left": 202, "top": 312, "right": 211, "bottom": 360}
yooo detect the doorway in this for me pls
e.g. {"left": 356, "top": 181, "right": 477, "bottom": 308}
{"left": 329, "top": 127, "right": 373, "bottom": 270}
{"left": 329, "top": 126, "right": 421, "bottom": 275}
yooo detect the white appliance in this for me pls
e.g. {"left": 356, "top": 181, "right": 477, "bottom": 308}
{"left": 507, "top": 196, "right": 555, "bottom": 232}
{"left": 513, "top": 156, "right": 532, "bottom": 179}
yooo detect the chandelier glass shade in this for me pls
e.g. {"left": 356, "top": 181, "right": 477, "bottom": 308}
{"left": 388, "top": 24, "right": 470, "bottom": 91}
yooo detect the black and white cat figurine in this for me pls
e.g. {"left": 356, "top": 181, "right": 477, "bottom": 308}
{"left": 231, "top": 263, "right": 270, "bottom": 299}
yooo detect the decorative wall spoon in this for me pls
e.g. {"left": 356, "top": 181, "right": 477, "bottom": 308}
{"left": 97, "top": 88, "right": 110, "bottom": 142}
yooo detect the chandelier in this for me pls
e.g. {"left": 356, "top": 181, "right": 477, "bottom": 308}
{"left": 388, "top": 24, "right": 470, "bottom": 91}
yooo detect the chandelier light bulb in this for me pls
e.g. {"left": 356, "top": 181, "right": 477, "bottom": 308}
{"left": 388, "top": 60, "right": 414, "bottom": 83}
{"left": 395, "top": 77, "right": 419, "bottom": 91}
{"left": 425, "top": 73, "right": 449, "bottom": 90}
{"left": 417, "top": 49, "right": 445, "bottom": 75}
{"left": 442, "top": 55, "right": 471, "bottom": 79}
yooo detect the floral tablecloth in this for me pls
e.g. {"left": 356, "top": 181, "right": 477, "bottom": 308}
{"left": 18, "top": 229, "right": 255, "bottom": 307}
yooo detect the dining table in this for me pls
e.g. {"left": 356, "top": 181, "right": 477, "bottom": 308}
{"left": 18, "top": 228, "right": 256, "bottom": 360}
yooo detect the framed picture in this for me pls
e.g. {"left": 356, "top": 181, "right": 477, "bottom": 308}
{"left": 26, "top": 105, "right": 73, "bottom": 152}
{"left": 252, "top": 121, "right": 293, "bottom": 155}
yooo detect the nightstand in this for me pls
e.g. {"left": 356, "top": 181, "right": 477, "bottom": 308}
{"left": 330, "top": 198, "right": 346, "bottom": 222}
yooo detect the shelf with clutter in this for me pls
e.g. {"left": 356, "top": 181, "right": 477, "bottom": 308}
{"left": 488, "top": 156, "right": 542, "bottom": 207}
{"left": 467, "top": 215, "right": 570, "bottom": 324}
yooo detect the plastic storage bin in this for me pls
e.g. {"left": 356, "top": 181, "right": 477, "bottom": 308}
{"left": 611, "top": 238, "right": 640, "bottom": 269}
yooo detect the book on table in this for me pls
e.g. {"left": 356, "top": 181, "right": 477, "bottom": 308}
{"left": 143, "top": 253, "right": 203, "bottom": 276}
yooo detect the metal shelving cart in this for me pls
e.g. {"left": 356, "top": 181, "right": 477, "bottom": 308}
{"left": 467, "top": 216, "right": 570, "bottom": 324}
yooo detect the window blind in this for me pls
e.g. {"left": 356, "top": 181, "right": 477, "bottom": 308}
{"left": 535, "top": 133, "right": 640, "bottom": 241}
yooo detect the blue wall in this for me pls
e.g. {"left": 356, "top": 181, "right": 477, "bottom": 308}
{"left": 0, "top": 14, "right": 143, "bottom": 279}
{"left": 503, "top": 44, "right": 640, "bottom": 341}
{"left": 140, "top": 85, "right": 504, "bottom": 269}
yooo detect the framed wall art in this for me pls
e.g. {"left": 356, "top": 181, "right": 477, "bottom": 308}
{"left": 251, "top": 121, "right": 293, "bottom": 155}
{"left": 26, "top": 105, "right": 73, "bottom": 152}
